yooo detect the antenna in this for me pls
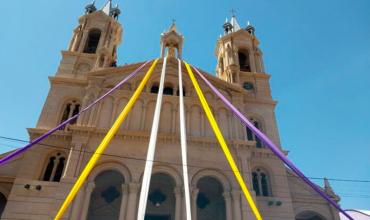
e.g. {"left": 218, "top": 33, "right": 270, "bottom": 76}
{"left": 230, "top": 9, "right": 236, "bottom": 17}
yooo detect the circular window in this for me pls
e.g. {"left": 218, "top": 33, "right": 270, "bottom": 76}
{"left": 243, "top": 82, "right": 254, "bottom": 91}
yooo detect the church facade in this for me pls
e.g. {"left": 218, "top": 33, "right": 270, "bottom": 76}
{"left": 0, "top": 1, "right": 342, "bottom": 220}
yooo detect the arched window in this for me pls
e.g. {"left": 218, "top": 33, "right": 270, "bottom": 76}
{"left": 176, "top": 87, "right": 186, "bottom": 96}
{"left": 219, "top": 57, "right": 224, "bottom": 73}
{"left": 150, "top": 84, "right": 159, "bottom": 94}
{"left": 0, "top": 193, "right": 6, "bottom": 218}
{"left": 150, "top": 84, "right": 174, "bottom": 96}
{"left": 246, "top": 118, "right": 263, "bottom": 148}
{"left": 60, "top": 100, "right": 81, "bottom": 129}
{"left": 163, "top": 86, "right": 174, "bottom": 95}
{"left": 197, "top": 176, "right": 226, "bottom": 220}
{"left": 238, "top": 51, "right": 251, "bottom": 72}
{"left": 295, "top": 211, "right": 326, "bottom": 220}
{"left": 252, "top": 168, "right": 271, "bottom": 197}
{"left": 87, "top": 170, "right": 124, "bottom": 220}
{"left": 145, "top": 173, "right": 176, "bottom": 219}
{"left": 42, "top": 152, "right": 66, "bottom": 182}
{"left": 84, "top": 29, "right": 101, "bottom": 54}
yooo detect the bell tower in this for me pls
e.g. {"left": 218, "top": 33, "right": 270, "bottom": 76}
{"left": 215, "top": 15, "right": 265, "bottom": 85}
{"left": 160, "top": 21, "right": 184, "bottom": 59}
{"left": 57, "top": 0, "right": 122, "bottom": 78}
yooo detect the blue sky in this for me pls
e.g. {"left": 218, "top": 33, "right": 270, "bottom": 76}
{"left": 0, "top": 0, "right": 369, "bottom": 211}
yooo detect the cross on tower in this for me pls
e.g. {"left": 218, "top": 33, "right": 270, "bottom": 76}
{"left": 231, "top": 9, "right": 236, "bottom": 17}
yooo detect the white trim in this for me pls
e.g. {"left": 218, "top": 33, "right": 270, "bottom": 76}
{"left": 178, "top": 59, "right": 192, "bottom": 220}
{"left": 137, "top": 57, "right": 168, "bottom": 220}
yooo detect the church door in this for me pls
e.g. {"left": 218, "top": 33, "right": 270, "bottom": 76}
{"left": 144, "top": 215, "right": 170, "bottom": 220}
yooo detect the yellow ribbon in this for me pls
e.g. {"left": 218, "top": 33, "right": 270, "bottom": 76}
{"left": 185, "top": 62, "right": 263, "bottom": 220}
{"left": 54, "top": 59, "right": 159, "bottom": 220}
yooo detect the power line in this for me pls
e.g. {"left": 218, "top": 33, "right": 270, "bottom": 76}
{"left": 5, "top": 180, "right": 370, "bottom": 200}
{"left": 0, "top": 135, "right": 369, "bottom": 185}
{"left": 1, "top": 134, "right": 369, "bottom": 186}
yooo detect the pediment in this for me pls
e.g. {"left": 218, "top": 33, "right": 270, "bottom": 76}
{"left": 84, "top": 59, "right": 243, "bottom": 97}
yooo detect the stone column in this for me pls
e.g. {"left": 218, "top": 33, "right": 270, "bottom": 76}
{"left": 118, "top": 184, "right": 129, "bottom": 220}
{"left": 227, "top": 113, "right": 232, "bottom": 139}
{"left": 173, "top": 108, "right": 178, "bottom": 134}
{"left": 191, "top": 188, "right": 199, "bottom": 220}
{"left": 70, "top": 189, "right": 85, "bottom": 220}
{"left": 231, "top": 190, "right": 242, "bottom": 220}
{"left": 174, "top": 187, "right": 182, "bottom": 220}
{"left": 140, "top": 102, "right": 147, "bottom": 130}
{"left": 255, "top": 54, "right": 262, "bottom": 73}
{"left": 110, "top": 99, "right": 119, "bottom": 126}
{"left": 244, "top": 153, "right": 253, "bottom": 189}
{"left": 78, "top": 30, "right": 89, "bottom": 52}
{"left": 125, "top": 183, "right": 140, "bottom": 219}
{"left": 68, "top": 31, "right": 77, "bottom": 51}
{"left": 230, "top": 115, "right": 236, "bottom": 140}
{"left": 236, "top": 69, "right": 240, "bottom": 84}
{"left": 260, "top": 54, "right": 265, "bottom": 73}
{"left": 75, "top": 145, "right": 87, "bottom": 177}
{"left": 79, "top": 91, "right": 93, "bottom": 126}
{"left": 98, "top": 32, "right": 106, "bottom": 51}
{"left": 63, "top": 143, "right": 82, "bottom": 178}
{"left": 103, "top": 55, "right": 111, "bottom": 68}
{"left": 223, "top": 191, "right": 232, "bottom": 220}
{"left": 72, "top": 30, "right": 82, "bottom": 52}
{"left": 241, "top": 153, "right": 255, "bottom": 220}
{"left": 248, "top": 49, "right": 257, "bottom": 73}
{"left": 186, "top": 109, "right": 190, "bottom": 135}
{"left": 201, "top": 114, "right": 205, "bottom": 136}
{"left": 233, "top": 111, "right": 241, "bottom": 140}
{"left": 125, "top": 104, "right": 132, "bottom": 130}
{"left": 88, "top": 101, "right": 101, "bottom": 126}
{"left": 68, "top": 103, "right": 77, "bottom": 119}
{"left": 80, "top": 182, "right": 95, "bottom": 220}
{"left": 171, "top": 108, "right": 176, "bottom": 134}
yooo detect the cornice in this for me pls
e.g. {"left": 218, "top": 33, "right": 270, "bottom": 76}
{"left": 251, "top": 148, "right": 288, "bottom": 159}
{"left": 61, "top": 50, "right": 97, "bottom": 59}
{"left": 87, "top": 61, "right": 149, "bottom": 78}
{"left": 27, "top": 128, "right": 73, "bottom": 142}
{"left": 240, "top": 71, "right": 271, "bottom": 79}
{"left": 48, "top": 76, "right": 88, "bottom": 87}
{"left": 26, "top": 126, "right": 260, "bottom": 151}
{"left": 243, "top": 98, "right": 277, "bottom": 107}
{"left": 0, "top": 176, "right": 15, "bottom": 183}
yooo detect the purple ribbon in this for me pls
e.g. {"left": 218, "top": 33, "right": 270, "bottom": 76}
{"left": 0, "top": 60, "right": 151, "bottom": 166}
{"left": 192, "top": 66, "right": 353, "bottom": 220}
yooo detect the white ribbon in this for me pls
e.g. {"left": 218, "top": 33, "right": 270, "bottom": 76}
{"left": 137, "top": 57, "right": 168, "bottom": 220}
{"left": 178, "top": 59, "right": 192, "bottom": 220}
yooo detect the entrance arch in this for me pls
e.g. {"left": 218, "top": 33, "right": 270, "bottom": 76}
{"left": 145, "top": 173, "right": 176, "bottom": 220}
{"left": 87, "top": 170, "right": 125, "bottom": 220}
{"left": 196, "top": 176, "right": 226, "bottom": 220}
{"left": 0, "top": 192, "right": 6, "bottom": 218}
{"left": 295, "top": 211, "right": 326, "bottom": 220}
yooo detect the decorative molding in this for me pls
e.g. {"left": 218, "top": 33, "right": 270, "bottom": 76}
{"left": 49, "top": 76, "right": 88, "bottom": 86}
